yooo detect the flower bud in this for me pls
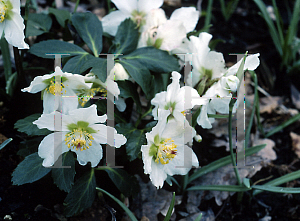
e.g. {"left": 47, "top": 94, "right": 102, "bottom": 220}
{"left": 220, "top": 75, "right": 239, "bottom": 92}
{"left": 109, "top": 63, "right": 130, "bottom": 81}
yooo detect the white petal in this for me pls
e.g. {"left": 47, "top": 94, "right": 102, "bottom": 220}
{"left": 115, "top": 97, "right": 126, "bottom": 112}
{"left": 138, "top": 0, "right": 163, "bottom": 13}
{"left": 102, "top": 10, "right": 130, "bottom": 36}
{"left": 141, "top": 8, "right": 167, "bottom": 32}
{"left": 89, "top": 124, "right": 108, "bottom": 144}
{"left": 112, "top": 0, "right": 137, "bottom": 15}
{"left": 68, "top": 104, "right": 107, "bottom": 124}
{"left": 107, "top": 126, "right": 127, "bottom": 147}
{"left": 244, "top": 53, "right": 260, "bottom": 70}
{"left": 21, "top": 76, "right": 48, "bottom": 93}
{"left": 33, "top": 112, "right": 55, "bottom": 131}
{"left": 74, "top": 142, "right": 103, "bottom": 167}
{"left": 141, "top": 144, "right": 152, "bottom": 174}
{"left": 170, "top": 7, "right": 199, "bottom": 33}
{"left": 4, "top": 12, "right": 29, "bottom": 49}
{"left": 149, "top": 160, "right": 167, "bottom": 188}
{"left": 165, "top": 71, "right": 181, "bottom": 102}
{"left": 197, "top": 104, "right": 215, "bottom": 129}
{"left": 42, "top": 90, "right": 57, "bottom": 114}
{"left": 38, "top": 132, "right": 69, "bottom": 167}
{"left": 151, "top": 91, "right": 167, "bottom": 120}
{"left": 61, "top": 87, "right": 79, "bottom": 114}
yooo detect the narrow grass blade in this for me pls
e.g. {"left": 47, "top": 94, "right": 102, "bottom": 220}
{"left": 195, "top": 213, "right": 203, "bottom": 221}
{"left": 252, "top": 185, "right": 300, "bottom": 194}
{"left": 163, "top": 192, "right": 175, "bottom": 221}
{"left": 187, "top": 185, "right": 250, "bottom": 192}
{"left": 0, "top": 138, "right": 13, "bottom": 150}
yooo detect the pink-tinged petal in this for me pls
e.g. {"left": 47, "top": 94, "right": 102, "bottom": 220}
{"left": 138, "top": 0, "right": 163, "bottom": 13}
{"left": 102, "top": 10, "right": 130, "bottom": 36}
{"left": 170, "top": 7, "right": 199, "bottom": 33}
{"left": 73, "top": 142, "right": 103, "bottom": 167}
{"left": 21, "top": 76, "right": 48, "bottom": 93}
{"left": 4, "top": 12, "right": 29, "bottom": 49}
{"left": 38, "top": 132, "right": 69, "bottom": 167}
{"left": 112, "top": 0, "right": 137, "bottom": 15}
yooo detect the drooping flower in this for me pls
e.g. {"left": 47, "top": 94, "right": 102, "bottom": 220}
{"left": 101, "top": 0, "right": 164, "bottom": 36}
{"left": 21, "top": 66, "right": 92, "bottom": 114}
{"left": 138, "top": 7, "right": 199, "bottom": 51}
{"left": 151, "top": 71, "right": 207, "bottom": 123}
{"left": 141, "top": 114, "right": 198, "bottom": 188}
{"left": 33, "top": 104, "right": 127, "bottom": 167}
{"left": 0, "top": 0, "right": 29, "bottom": 49}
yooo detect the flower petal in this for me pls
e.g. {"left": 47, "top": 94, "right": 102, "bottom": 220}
{"left": 170, "top": 7, "right": 199, "bottom": 33}
{"left": 141, "top": 144, "right": 152, "bottom": 174}
{"left": 73, "top": 142, "right": 103, "bottom": 167}
{"left": 68, "top": 104, "right": 107, "bottom": 124}
{"left": 112, "top": 0, "right": 137, "bottom": 15}
{"left": 138, "top": 0, "right": 163, "bottom": 13}
{"left": 101, "top": 10, "right": 130, "bottom": 36}
{"left": 149, "top": 160, "right": 167, "bottom": 188}
{"left": 21, "top": 76, "right": 48, "bottom": 93}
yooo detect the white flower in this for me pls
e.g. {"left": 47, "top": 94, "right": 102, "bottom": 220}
{"left": 138, "top": 7, "right": 199, "bottom": 51}
{"left": 220, "top": 75, "right": 239, "bottom": 92}
{"left": 83, "top": 72, "right": 126, "bottom": 112}
{"left": 33, "top": 104, "right": 127, "bottom": 167}
{"left": 141, "top": 118, "right": 198, "bottom": 188}
{"left": 101, "top": 0, "right": 164, "bottom": 36}
{"left": 108, "top": 63, "right": 130, "bottom": 81}
{"left": 151, "top": 71, "right": 207, "bottom": 123}
{"left": 22, "top": 67, "right": 92, "bottom": 114}
{"left": 0, "top": 0, "right": 29, "bottom": 49}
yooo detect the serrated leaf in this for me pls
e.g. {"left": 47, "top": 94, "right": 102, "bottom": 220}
{"left": 121, "top": 47, "right": 180, "bottom": 73}
{"left": 26, "top": 13, "right": 52, "bottom": 37}
{"left": 119, "top": 59, "right": 153, "bottom": 99}
{"left": 105, "top": 168, "right": 139, "bottom": 197}
{"left": 113, "top": 18, "right": 139, "bottom": 55}
{"left": 52, "top": 151, "right": 76, "bottom": 192}
{"left": 17, "top": 137, "right": 44, "bottom": 157}
{"left": 117, "top": 80, "right": 141, "bottom": 113}
{"left": 49, "top": 7, "right": 71, "bottom": 27}
{"left": 29, "top": 40, "right": 88, "bottom": 58}
{"left": 14, "top": 114, "right": 51, "bottom": 136}
{"left": 71, "top": 12, "right": 103, "bottom": 57}
{"left": 64, "top": 170, "right": 96, "bottom": 217}
{"left": 62, "top": 54, "right": 95, "bottom": 74}
{"left": 12, "top": 153, "right": 51, "bottom": 185}
{"left": 80, "top": 56, "right": 107, "bottom": 82}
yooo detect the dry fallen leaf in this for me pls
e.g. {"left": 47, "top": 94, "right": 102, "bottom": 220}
{"left": 290, "top": 132, "right": 300, "bottom": 158}
{"left": 259, "top": 96, "right": 283, "bottom": 114}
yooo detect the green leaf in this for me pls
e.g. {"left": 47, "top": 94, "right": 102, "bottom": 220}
{"left": 96, "top": 100, "right": 127, "bottom": 124}
{"left": 71, "top": 12, "right": 103, "bottom": 57}
{"left": 0, "top": 37, "right": 12, "bottom": 83}
{"left": 12, "top": 153, "right": 51, "bottom": 185}
{"left": 5, "top": 72, "right": 18, "bottom": 97}
{"left": 104, "top": 168, "right": 139, "bottom": 197}
{"left": 188, "top": 144, "right": 266, "bottom": 184}
{"left": 121, "top": 47, "right": 180, "bottom": 73}
{"left": 17, "top": 137, "right": 43, "bottom": 157}
{"left": 14, "top": 114, "right": 51, "bottom": 136}
{"left": 64, "top": 169, "right": 96, "bottom": 217}
{"left": 29, "top": 40, "right": 88, "bottom": 58}
{"left": 163, "top": 192, "right": 176, "bottom": 221}
{"left": 96, "top": 187, "right": 138, "bottom": 221}
{"left": 187, "top": 185, "right": 251, "bottom": 192}
{"left": 120, "top": 59, "right": 154, "bottom": 98}
{"left": 115, "top": 123, "right": 146, "bottom": 161}
{"left": 113, "top": 18, "right": 139, "bottom": 55}
{"left": 62, "top": 54, "right": 95, "bottom": 74}
{"left": 117, "top": 80, "right": 141, "bottom": 113}
{"left": 80, "top": 56, "right": 107, "bottom": 82}
{"left": 26, "top": 13, "right": 52, "bottom": 37}
{"left": 252, "top": 185, "right": 300, "bottom": 194}
{"left": 243, "top": 178, "right": 251, "bottom": 189}
{"left": 52, "top": 151, "right": 76, "bottom": 192}
{"left": 48, "top": 7, "right": 71, "bottom": 27}
{"left": 0, "top": 138, "right": 12, "bottom": 150}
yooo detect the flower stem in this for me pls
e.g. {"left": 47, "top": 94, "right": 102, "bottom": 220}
{"left": 13, "top": 47, "right": 26, "bottom": 89}
{"left": 74, "top": 0, "right": 80, "bottom": 13}
{"left": 228, "top": 95, "right": 241, "bottom": 185}
{"left": 135, "top": 106, "right": 152, "bottom": 128}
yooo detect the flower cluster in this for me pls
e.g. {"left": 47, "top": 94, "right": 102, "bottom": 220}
{"left": 22, "top": 66, "right": 127, "bottom": 167}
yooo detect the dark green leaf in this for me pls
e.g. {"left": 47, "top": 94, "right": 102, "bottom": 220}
{"left": 121, "top": 47, "right": 180, "bottom": 73}
{"left": 26, "top": 13, "right": 52, "bottom": 37}
{"left": 113, "top": 18, "right": 139, "bottom": 55}
{"left": 29, "top": 40, "right": 88, "bottom": 58}
{"left": 64, "top": 170, "right": 96, "bottom": 217}
{"left": 80, "top": 56, "right": 107, "bottom": 82}
{"left": 105, "top": 168, "right": 139, "bottom": 197}
{"left": 117, "top": 80, "right": 141, "bottom": 113}
{"left": 17, "top": 137, "right": 44, "bottom": 157}
{"left": 120, "top": 59, "right": 153, "bottom": 98}
{"left": 163, "top": 192, "right": 175, "bottom": 221}
{"left": 96, "top": 100, "right": 127, "bottom": 124}
{"left": 252, "top": 185, "right": 300, "bottom": 194}
{"left": 62, "top": 54, "right": 94, "bottom": 74}
{"left": 52, "top": 151, "right": 76, "bottom": 192}
{"left": 71, "top": 12, "right": 103, "bottom": 57}
{"left": 12, "top": 153, "right": 51, "bottom": 185}
{"left": 49, "top": 7, "right": 71, "bottom": 27}
{"left": 6, "top": 72, "right": 18, "bottom": 96}
{"left": 14, "top": 114, "right": 51, "bottom": 136}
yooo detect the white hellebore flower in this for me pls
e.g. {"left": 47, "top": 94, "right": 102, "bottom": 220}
{"left": 108, "top": 62, "right": 130, "bottom": 81}
{"left": 22, "top": 66, "right": 92, "bottom": 114}
{"left": 141, "top": 118, "right": 199, "bottom": 188}
{"left": 33, "top": 104, "right": 127, "bottom": 167}
{"left": 151, "top": 71, "right": 207, "bottom": 124}
{"left": 138, "top": 7, "right": 199, "bottom": 51}
{"left": 101, "top": 0, "right": 163, "bottom": 36}
{"left": 0, "top": 0, "right": 29, "bottom": 49}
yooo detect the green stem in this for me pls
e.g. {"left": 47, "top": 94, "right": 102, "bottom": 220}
{"left": 135, "top": 107, "right": 152, "bottom": 128}
{"left": 13, "top": 47, "right": 26, "bottom": 89}
{"left": 0, "top": 37, "right": 12, "bottom": 82}
{"left": 228, "top": 95, "right": 241, "bottom": 185}
{"left": 107, "top": 0, "right": 112, "bottom": 13}
{"left": 74, "top": 0, "right": 80, "bottom": 13}
{"left": 182, "top": 173, "right": 189, "bottom": 193}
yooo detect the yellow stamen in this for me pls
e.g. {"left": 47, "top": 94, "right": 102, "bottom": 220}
{"left": 64, "top": 129, "right": 94, "bottom": 151}
{"left": 0, "top": 1, "right": 8, "bottom": 23}
{"left": 45, "top": 80, "right": 66, "bottom": 95}
{"left": 154, "top": 138, "right": 177, "bottom": 165}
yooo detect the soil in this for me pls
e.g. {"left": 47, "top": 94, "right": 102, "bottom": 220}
{"left": 1, "top": 0, "right": 300, "bottom": 220}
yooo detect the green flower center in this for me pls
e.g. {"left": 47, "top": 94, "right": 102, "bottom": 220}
{"left": 65, "top": 121, "right": 96, "bottom": 151}
{"left": 131, "top": 10, "right": 146, "bottom": 27}
{"left": 149, "top": 135, "right": 178, "bottom": 165}
{"left": 0, "top": 0, "right": 12, "bottom": 23}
